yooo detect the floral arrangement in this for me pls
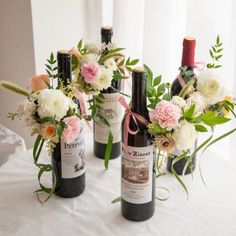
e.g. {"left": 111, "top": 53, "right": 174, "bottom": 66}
{"left": 70, "top": 39, "right": 138, "bottom": 95}
{"left": 69, "top": 39, "right": 138, "bottom": 167}
{"left": 146, "top": 36, "right": 236, "bottom": 194}
{"left": 0, "top": 53, "right": 84, "bottom": 202}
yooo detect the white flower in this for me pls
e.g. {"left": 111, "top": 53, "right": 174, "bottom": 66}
{"left": 186, "top": 91, "right": 206, "bottom": 115}
{"left": 173, "top": 121, "right": 197, "bottom": 151}
{"left": 80, "top": 53, "right": 98, "bottom": 66}
{"left": 37, "top": 89, "right": 70, "bottom": 121}
{"left": 104, "top": 58, "right": 118, "bottom": 71}
{"left": 17, "top": 99, "right": 36, "bottom": 126}
{"left": 85, "top": 42, "right": 103, "bottom": 54}
{"left": 171, "top": 96, "right": 186, "bottom": 108}
{"left": 197, "top": 69, "right": 226, "bottom": 105}
{"left": 92, "top": 67, "right": 113, "bottom": 90}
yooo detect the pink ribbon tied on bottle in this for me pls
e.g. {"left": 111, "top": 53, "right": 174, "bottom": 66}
{"left": 118, "top": 96, "right": 148, "bottom": 149}
{"left": 71, "top": 88, "right": 92, "bottom": 129}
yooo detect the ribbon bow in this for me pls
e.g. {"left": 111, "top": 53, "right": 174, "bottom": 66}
{"left": 72, "top": 88, "right": 92, "bottom": 129}
{"left": 118, "top": 96, "right": 148, "bottom": 149}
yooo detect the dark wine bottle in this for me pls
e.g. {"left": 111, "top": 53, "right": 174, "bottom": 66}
{"left": 167, "top": 36, "right": 197, "bottom": 175}
{"left": 121, "top": 67, "right": 156, "bottom": 221}
{"left": 93, "top": 26, "right": 122, "bottom": 159}
{"left": 51, "top": 50, "right": 85, "bottom": 198}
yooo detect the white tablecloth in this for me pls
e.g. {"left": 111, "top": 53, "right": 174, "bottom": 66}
{"left": 0, "top": 124, "right": 27, "bottom": 166}
{"left": 0, "top": 132, "right": 236, "bottom": 236}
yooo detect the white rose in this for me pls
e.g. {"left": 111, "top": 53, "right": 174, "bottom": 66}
{"left": 173, "top": 121, "right": 197, "bottom": 151}
{"left": 17, "top": 99, "right": 36, "bottom": 126}
{"left": 80, "top": 53, "right": 98, "bottom": 65}
{"left": 186, "top": 91, "right": 206, "bottom": 115}
{"left": 197, "top": 69, "right": 226, "bottom": 105}
{"left": 171, "top": 96, "right": 186, "bottom": 108}
{"left": 104, "top": 58, "right": 118, "bottom": 71}
{"left": 85, "top": 42, "right": 103, "bottom": 54}
{"left": 93, "top": 67, "right": 113, "bottom": 90}
{"left": 37, "top": 89, "right": 70, "bottom": 121}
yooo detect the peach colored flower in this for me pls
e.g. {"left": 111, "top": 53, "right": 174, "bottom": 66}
{"left": 62, "top": 116, "right": 82, "bottom": 144}
{"left": 149, "top": 100, "right": 181, "bottom": 129}
{"left": 154, "top": 134, "right": 176, "bottom": 153}
{"left": 29, "top": 74, "right": 49, "bottom": 92}
{"left": 81, "top": 63, "right": 100, "bottom": 83}
{"left": 70, "top": 47, "right": 82, "bottom": 59}
{"left": 41, "top": 123, "right": 56, "bottom": 140}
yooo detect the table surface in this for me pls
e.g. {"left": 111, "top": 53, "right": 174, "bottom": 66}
{"left": 0, "top": 132, "right": 236, "bottom": 236}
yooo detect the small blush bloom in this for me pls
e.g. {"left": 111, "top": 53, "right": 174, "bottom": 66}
{"left": 29, "top": 74, "right": 49, "bottom": 91}
{"left": 154, "top": 134, "right": 176, "bottom": 153}
{"left": 62, "top": 116, "right": 82, "bottom": 144}
{"left": 149, "top": 100, "right": 181, "bottom": 129}
{"left": 70, "top": 47, "right": 81, "bottom": 59}
{"left": 81, "top": 63, "right": 100, "bottom": 83}
{"left": 41, "top": 123, "right": 56, "bottom": 140}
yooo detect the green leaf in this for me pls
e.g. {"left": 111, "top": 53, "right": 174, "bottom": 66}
{"left": 217, "top": 48, "right": 223, "bottom": 53}
{"left": 201, "top": 112, "right": 230, "bottom": 126}
{"left": 153, "top": 75, "right": 161, "bottom": 87}
{"left": 77, "top": 39, "right": 83, "bottom": 50}
{"left": 202, "top": 127, "right": 236, "bottom": 154}
{"left": 195, "top": 124, "right": 208, "bottom": 132}
{"left": 209, "top": 49, "right": 214, "bottom": 58}
{"left": 214, "top": 65, "right": 222, "bottom": 68}
{"left": 144, "top": 64, "right": 153, "bottom": 81}
{"left": 216, "top": 35, "right": 220, "bottom": 45}
{"left": 111, "top": 196, "right": 121, "bottom": 204}
{"left": 104, "top": 130, "right": 113, "bottom": 169}
{"left": 157, "top": 83, "right": 165, "bottom": 95}
{"left": 128, "top": 59, "right": 139, "bottom": 66}
{"left": 184, "top": 104, "right": 195, "bottom": 119}
{"left": 45, "top": 64, "right": 52, "bottom": 70}
{"left": 50, "top": 52, "right": 54, "bottom": 62}
{"left": 163, "top": 92, "right": 171, "bottom": 101}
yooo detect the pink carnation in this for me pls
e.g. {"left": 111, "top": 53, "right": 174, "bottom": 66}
{"left": 62, "top": 116, "right": 82, "bottom": 144}
{"left": 149, "top": 100, "right": 181, "bottom": 129}
{"left": 81, "top": 63, "right": 100, "bottom": 83}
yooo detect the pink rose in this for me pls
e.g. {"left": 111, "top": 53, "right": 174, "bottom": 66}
{"left": 29, "top": 74, "right": 49, "bottom": 91}
{"left": 149, "top": 100, "right": 181, "bottom": 129}
{"left": 62, "top": 116, "right": 82, "bottom": 144}
{"left": 81, "top": 63, "right": 100, "bottom": 83}
{"left": 70, "top": 47, "right": 81, "bottom": 59}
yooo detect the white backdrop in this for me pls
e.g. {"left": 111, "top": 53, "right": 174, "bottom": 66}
{"left": 0, "top": 0, "right": 235, "bottom": 154}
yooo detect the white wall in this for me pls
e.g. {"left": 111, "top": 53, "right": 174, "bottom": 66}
{"left": 0, "top": 0, "right": 36, "bottom": 148}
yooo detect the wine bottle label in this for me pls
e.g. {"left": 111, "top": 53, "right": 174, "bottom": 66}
{"left": 94, "top": 93, "right": 122, "bottom": 144}
{"left": 61, "top": 133, "right": 85, "bottom": 179}
{"left": 121, "top": 145, "right": 154, "bottom": 204}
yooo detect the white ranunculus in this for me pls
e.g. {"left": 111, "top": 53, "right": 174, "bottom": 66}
{"left": 173, "top": 121, "right": 197, "bottom": 151}
{"left": 104, "top": 58, "right": 118, "bottom": 71}
{"left": 197, "top": 69, "right": 226, "bottom": 105}
{"left": 37, "top": 89, "right": 70, "bottom": 121}
{"left": 17, "top": 99, "right": 36, "bottom": 126}
{"left": 186, "top": 91, "right": 207, "bottom": 115}
{"left": 171, "top": 96, "right": 186, "bottom": 108}
{"left": 85, "top": 42, "right": 103, "bottom": 54}
{"left": 80, "top": 53, "right": 98, "bottom": 66}
{"left": 93, "top": 67, "right": 113, "bottom": 90}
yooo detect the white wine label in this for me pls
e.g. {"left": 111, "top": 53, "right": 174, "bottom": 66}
{"left": 121, "top": 145, "right": 154, "bottom": 204}
{"left": 95, "top": 93, "right": 123, "bottom": 144}
{"left": 61, "top": 133, "right": 85, "bottom": 179}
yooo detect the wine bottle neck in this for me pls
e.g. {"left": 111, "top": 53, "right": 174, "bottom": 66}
{"left": 101, "top": 27, "right": 113, "bottom": 44}
{"left": 57, "top": 51, "right": 72, "bottom": 86}
{"left": 131, "top": 75, "right": 147, "bottom": 114}
{"left": 181, "top": 36, "right": 196, "bottom": 68}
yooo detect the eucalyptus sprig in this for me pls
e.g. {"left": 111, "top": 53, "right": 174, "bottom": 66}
{"left": 207, "top": 35, "right": 223, "bottom": 69}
